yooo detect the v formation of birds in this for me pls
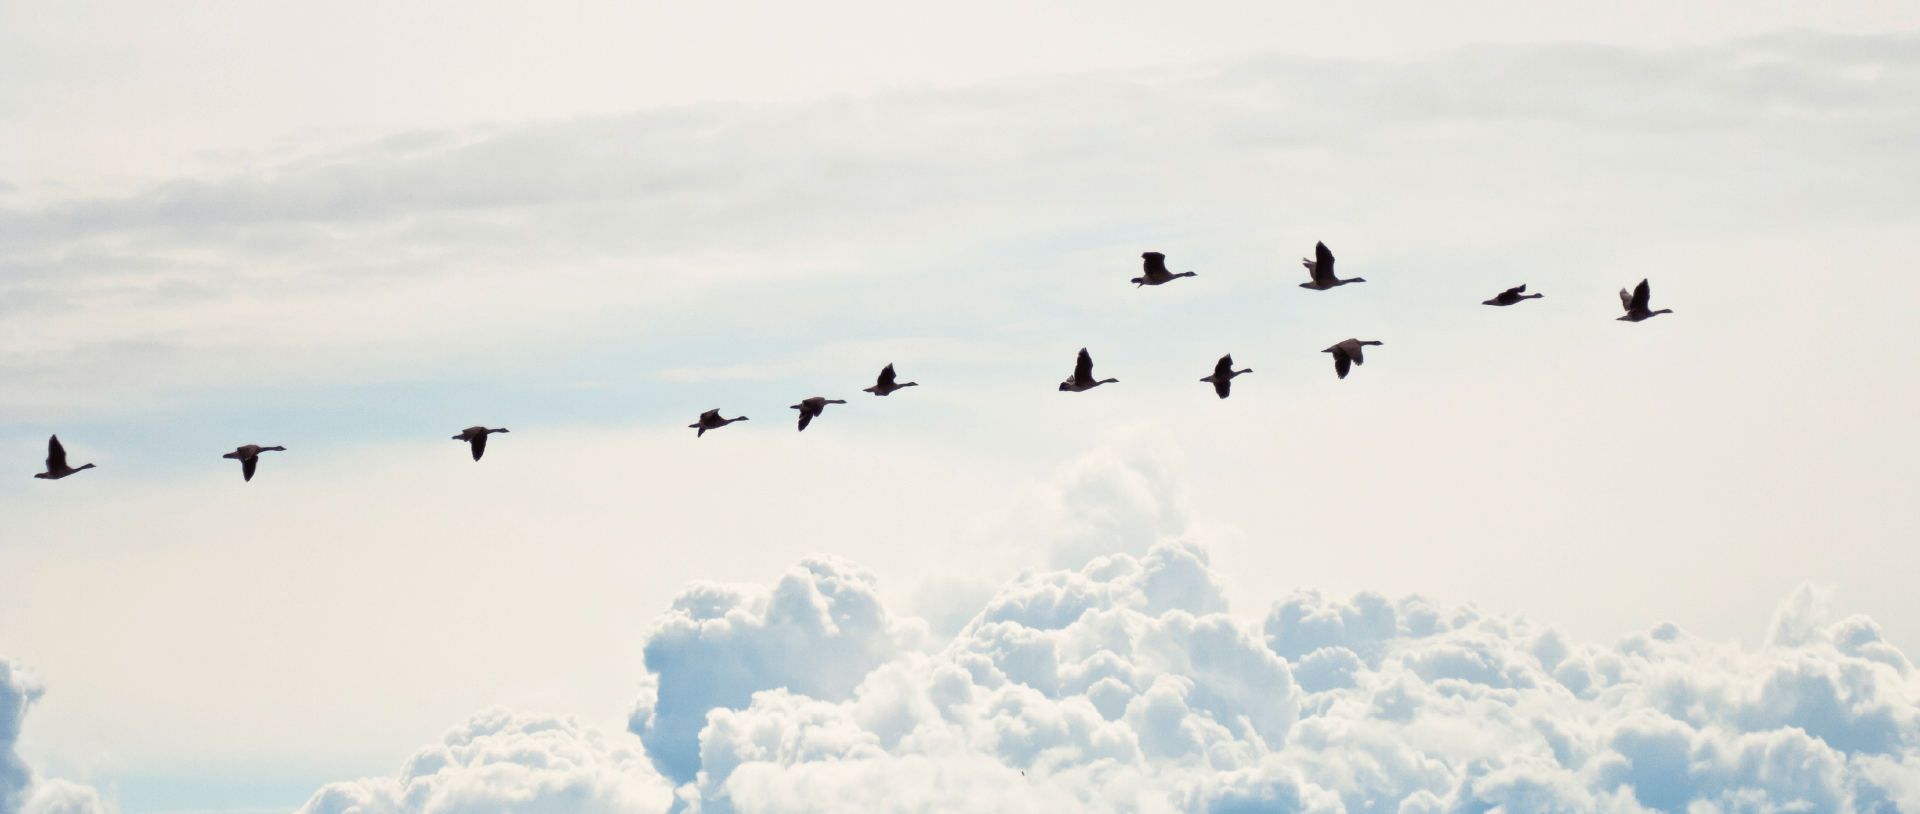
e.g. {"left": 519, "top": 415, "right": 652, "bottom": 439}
{"left": 30, "top": 242, "right": 1673, "bottom": 481}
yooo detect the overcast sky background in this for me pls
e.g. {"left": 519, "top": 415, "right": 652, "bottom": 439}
{"left": 2, "top": 2, "right": 1919, "bottom": 812}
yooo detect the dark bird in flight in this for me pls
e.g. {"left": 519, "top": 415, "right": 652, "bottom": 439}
{"left": 863, "top": 364, "right": 918, "bottom": 396}
{"left": 690, "top": 409, "right": 747, "bottom": 437}
{"left": 453, "top": 426, "right": 509, "bottom": 461}
{"left": 1199, "top": 354, "right": 1253, "bottom": 399}
{"left": 1322, "top": 339, "right": 1384, "bottom": 379}
{"left": 1483, "top": 284, "right": 1543, "bottom": 306}
{"left": 222, "top": 444, "right": 286, "bottom": 482}
{"left": 1132, "top": 252, "right": 1197, "bottom": 287}
{"left": 1617, "top": 279, "right": 1672, "bottom": 322}
{"left": 1300, "top": 242, "right": 1365, "bottom": 290}
{"left": 1059, "top": 348, "right": 1118, "bottom": 392}
{"left": 790, "top": 397, "right": 846, "bottom": 431}
{"left": 33, "top": 435, "right": 95, "bottom": 480}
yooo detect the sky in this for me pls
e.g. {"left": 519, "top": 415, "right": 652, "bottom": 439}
{"left": 2, "top": 2, "right": 1919, "bottom": 813}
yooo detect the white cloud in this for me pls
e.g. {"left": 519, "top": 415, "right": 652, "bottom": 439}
{"left": 628, "top": 555, "right": 930, "bottom": 784}
{"left": 1, "top": 658, "right": 107, "bottom": 814}
{"left": 603, "top": 545, "right": 1920, "bottom": 813}
{"left": 296, "top": 708, "right": 673, "bottom": 814}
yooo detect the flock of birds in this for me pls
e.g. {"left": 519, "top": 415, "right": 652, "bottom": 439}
{"left": 28, "top": 242, "right": 1673, "bottom": 482}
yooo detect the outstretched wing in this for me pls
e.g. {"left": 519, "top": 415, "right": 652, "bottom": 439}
{"left": 1314, "top": 242, "right": 1335, "bottom": 283}
{"left": 798, "top": 411, "right": 814, "bottom": 431}
{"left": 1333, "top": 348, "right": 1352, "bottom": 379}
{"left": 1506, "top": 284, "right": 1527, "bottom": 297}
{"left": 46, "top": 435, "right": 68, "bottom": 471}
{"left": 1143, "top": 252, "right": 1168, "bottom": 276}
{"left": 700, "top": 409, "right": 720, "bottom": 422}
{"left": 1213, "top": 378, "right": 1231, "bottom": 399}
{"left": 1214, "top": 355, "right": 1233, "bottom": 380}
{"left": 1074, "top": 348, "right": 1094, "bottom": 384}
{"left": 242, "top": 456, "right": 258, "bottom": 482}
{"left": 876, "top": 364, "right": 897, "bottom": 388}
{"left": 471, "top": 433, "right": 487, "bottom": 461}
{"left": 1631, "top": 279, "right": 1651, "bottom": 311}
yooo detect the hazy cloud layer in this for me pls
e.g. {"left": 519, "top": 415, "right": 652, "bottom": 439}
{"left": 3, "top": 32, "right": 1916, "bottom": 415}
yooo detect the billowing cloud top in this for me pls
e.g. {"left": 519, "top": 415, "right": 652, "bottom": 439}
{"left": 606, "top": 543, "right": 1920, "bottom": 813}
{"left": 1, "top": 659, "right": 105, "bottom": 814}
{"left": 18, "top": 545, "right": 1920, "bottom": 814}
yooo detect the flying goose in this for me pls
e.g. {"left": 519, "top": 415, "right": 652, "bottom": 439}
{"left": 1199, "top": 354, "right": 1253, "bottom": 399}
{"left": 790, "top": 397, "right": 846, "bottom": 431}
{"left": 689, "top": 409, "right": 747, "bottom": 437}
{"left": 1322, "top": 339, "right": 1383, "bottom": 379}
{"left": 33, "top": 435, "right": 95, "bottom": 480}
{"left": 1300, "top": 242, "right": 1365, "bottom": 290}
{"left": 1483, "top": 284, "right": 1543, "bottom": 306}
{"left": 1617, "top": 279, "right": 1672, "bottom": 322}
{"left": 1059, "top": 348, "right": 1118, "bottom": 392}
{"left": 453, "top": 426, "right": 509, "bottom": 461}
{"left": 222, "top": 444, "right": 286, "bottom": 482}
{"left": 1132, "top": 252, "right": 1197, "bottom": 287}
{"left": 863, "top": 364, "right": 918, "bottom": 396}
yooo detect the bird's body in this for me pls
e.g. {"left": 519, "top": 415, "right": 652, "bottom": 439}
{"left": 1132, "top": 252, "right": 1197, "bottom": 287}
{"left": 690, "top": 409, "right": 747, "bottom": 437}
{"left": 33, "top": 435, "right": 95, "bottom": 480}
{"left": 453, "top": 426, "right": 509, "bottom": 461}
{"left": 1617, "top": 279, "right": 1672, "bottom": 322}
{"left": 1300, "top": 242, "right": 1365, "bottom": 290}
{"left": 863, "top": 364, "right": 918, "bottom": 396}
{"left": 790, "top": 397, "right": 847, "bottom": 431}
{"left": 1059, "top": 348, "right": 1118, "bottom": 392}
{"left": 1483, "top": 284, "right": 1543, "bottom": 306}
{"left": 1322, "top": 339, "right": 1384, "bottom": 379}
{"left": 1199, "top": 354, "right": 1253, "bottom": 399}
{"left": 222, "top": 444, "right": 286, "bottom": 482}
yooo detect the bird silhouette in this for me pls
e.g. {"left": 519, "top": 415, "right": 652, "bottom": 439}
{"left": 1300, "top": 242, "right": 1365, "bottom": 289}
{"left": 790, "top": 397, "right": 847, "bottom": 431}
{"left": 33, "top": 435, "right": 95, "bottom": 480}
{"left": 1322, "top": 339, "right": 1384, "bottom": 379}
{"left": 689, "top": 409, "right": 748, "bottom": 437}
{"left": 1059, "top": 348, "right": 1119, "bottom": 392}
{"left": 222, "top": 444, "right": 286, "bottom": 482}
{"left": 1132, "top": 252, "right": 1198, "bottom": 287}
{"left": 863, "top": 364, "right": 918, "bottom": 396}
{"left": 1617, "top": 279, "right": 1672, "bottom": 322}
{"left": 1199, "top": 354, "right": 1253, "bottom": 399}
{"left": 1483, "top": 284, "right": 1543, "bottom": 306}
{"left": 453, "top": 426, "right": 509, "bottom": 461}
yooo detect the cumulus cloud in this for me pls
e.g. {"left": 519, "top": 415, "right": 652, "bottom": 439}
{"left": 628, "top": 554, "right": 930, "bottom": 783}
{"left": 1, "top": 658, "right": 107, "bottom": 814}
{"left": 622, "top": 545, "right": 1920, "bottom": 813}
{"left": 297, "top": 708, "right": 673, "bottom": 814}
{"left": 295, "top": 542, "right": 1920, "bottom": 814}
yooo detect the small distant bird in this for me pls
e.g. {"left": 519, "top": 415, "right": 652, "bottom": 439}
{"left": 1199, "top": 354, "right": 1253, "bottom": 399}
{"left": 863, "top": 364, "right": 918, "bottom": 396}
{"left": 1132, "top": 252, "right": 1197, "bottom": 287}
{"left": 33, "top": 435, "right": 95, "bottom": 480}
{"left": 790, "top": 397, "right": 846, "bottom": 431}
{"left": 1617, "top": 279, "right": 1673, "bottom": 322}
{"left": 1300, "top": 242, "right": 1365, "bottom": 290}
{"left": 1483, "top": 284, "right": 1543, "bottom": 306}
{"left": 1322, "top": 339, "right": 1384, "bottom": 379}
{"left": 689, "top": 409, "right": 747, "bottom": 437}
{"left": 453, "top": 426, "right": 509, "bottom": 461}
{"left": 222, "top": 444, "right": 286, "bottom": 482}
{"left": 1059, "top": 348, "right": 1118, "bottom": 392}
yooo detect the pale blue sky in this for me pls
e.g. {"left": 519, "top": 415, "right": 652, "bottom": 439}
{"left": 2, "top": 3, "right": 1918, "bottom": 812}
